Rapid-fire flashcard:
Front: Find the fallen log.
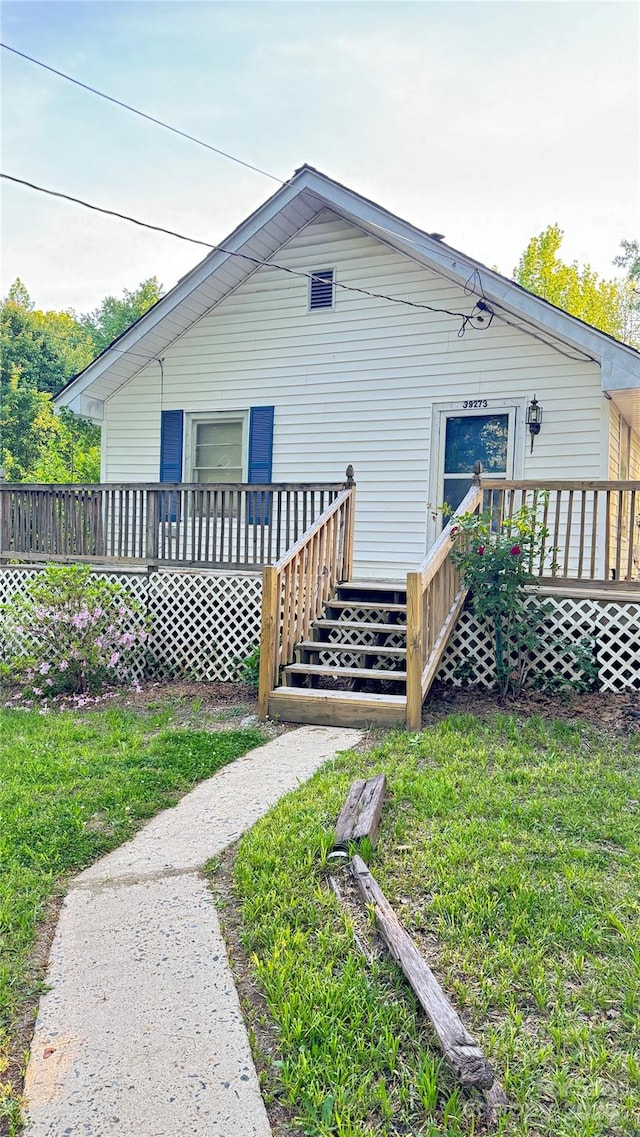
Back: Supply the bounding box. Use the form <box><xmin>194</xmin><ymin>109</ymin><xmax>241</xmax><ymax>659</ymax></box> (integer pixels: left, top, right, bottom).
<box><xmin>335</xmin><ymin>774</ymin><xmax>386</xmax><ymax>848</ymax></box>
<box><xmin>350</xmin><ymin>854</ymin><xmax>507</xmax><ymax>1120</ymax></box>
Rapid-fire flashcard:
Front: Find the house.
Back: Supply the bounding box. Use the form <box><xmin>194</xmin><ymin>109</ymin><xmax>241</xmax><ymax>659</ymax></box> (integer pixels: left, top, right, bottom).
<box><xmin>2</xmin><ymin>166</ymin><xmax>638</xmax><ymax>725</ymax></box>
<box><xmin>53</xmin><ymin>164</ymin><xmax>640</xmax><ymax>576</ymax></box>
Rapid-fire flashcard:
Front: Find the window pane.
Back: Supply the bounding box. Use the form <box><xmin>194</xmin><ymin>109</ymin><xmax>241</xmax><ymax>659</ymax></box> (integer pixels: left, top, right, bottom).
<box><xmin>444</xmin><ymin>415</ymin><xmax>508</xmax><ymax>474</ymax></box>
<box><xmin>195</xmin><ymin>467</ymin><xmax>242</xmax><ymax>483</ymax></box>
<box><xmin>442</xmin><ymin>477</ymin><xmax>474</xmax><ymax>514</ymax></box>
<box><xmin>194</xmin><ymin>420</ymin><xmax>243</xmax><ymax>480</ymax></box>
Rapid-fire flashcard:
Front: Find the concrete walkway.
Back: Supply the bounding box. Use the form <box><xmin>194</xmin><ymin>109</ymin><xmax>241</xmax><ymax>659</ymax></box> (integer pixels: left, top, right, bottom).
<box><xmin>23</xmin><ymin>725</ymin><xmax>361</xmax><ymax>1137</ymax></box>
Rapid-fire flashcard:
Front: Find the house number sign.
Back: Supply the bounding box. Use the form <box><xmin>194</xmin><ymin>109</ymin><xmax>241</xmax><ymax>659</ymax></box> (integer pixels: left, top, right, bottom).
<box><xmin>461</xmin><ymin>399</ymin><xmax>488</xmax><ymax>409</ymax></box>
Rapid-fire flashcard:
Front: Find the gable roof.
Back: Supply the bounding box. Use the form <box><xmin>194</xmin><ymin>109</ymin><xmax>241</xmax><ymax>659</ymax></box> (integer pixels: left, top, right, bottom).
<box><xmin>56</xmin><ymin>164</ymin><xmax>640</xmax><ymax>431</ymax></box>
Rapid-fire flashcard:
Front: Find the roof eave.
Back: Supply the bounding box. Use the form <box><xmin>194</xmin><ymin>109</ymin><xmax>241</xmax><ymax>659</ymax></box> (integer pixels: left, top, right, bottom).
<box><xmin>55</xmin><ymin>164</ymin><xmax>640</xmax><ymax>410</ymax></box>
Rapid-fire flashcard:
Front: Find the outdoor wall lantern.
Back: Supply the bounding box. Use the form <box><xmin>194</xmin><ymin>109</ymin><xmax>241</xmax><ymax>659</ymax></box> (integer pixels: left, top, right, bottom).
<box><xmin>526</xmin><ymin>395</ymin><xmax>543</xmax><ymax>453</ymax></box>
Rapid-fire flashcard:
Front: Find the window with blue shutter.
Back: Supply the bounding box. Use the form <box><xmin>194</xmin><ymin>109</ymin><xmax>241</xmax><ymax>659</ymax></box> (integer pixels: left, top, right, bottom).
<box><xmin>248</xmin><ymin>405</ymin><xmax>274</xmax><ymax>524</ymax></box>
<box><xmin>159</xmin><ymin>409</ymin><xmax>183</xmax><ymax>521</ymax></box>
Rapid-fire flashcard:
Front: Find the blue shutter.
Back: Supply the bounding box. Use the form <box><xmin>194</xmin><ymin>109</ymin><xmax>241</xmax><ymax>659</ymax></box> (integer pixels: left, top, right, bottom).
<box><xmin>160</xmin><ymin>410</ymin><xmax>184</xmax><ymax>481</ymax></box>
<box><xmin>159</xmin><ymin>409</ymin><xmax>183</xmax><ymax>521</ymax></box>
<box><xmin>248</xmin><ymin>406</ymin><xmax>274</xmax><ymax>524</ymax></box>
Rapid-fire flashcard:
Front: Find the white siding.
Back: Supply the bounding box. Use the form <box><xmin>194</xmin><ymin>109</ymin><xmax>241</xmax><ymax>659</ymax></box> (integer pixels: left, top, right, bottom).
<box><xmin>105</xmin><ymin>212</ymin><xmax>605</xmax><ymax>573</ymax></box>
<box><xmin>609</xmin><ymin>404</ymin><xmax>640</xmax><ymax>479</ymax></box>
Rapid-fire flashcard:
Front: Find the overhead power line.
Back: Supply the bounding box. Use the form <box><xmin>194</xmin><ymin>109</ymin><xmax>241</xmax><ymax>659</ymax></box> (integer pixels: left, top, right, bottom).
<box><xmin>2</xmin><ymin>172</ymin><xmax>494</xmax><ymax>335</ymax></box>
<box><xmin>0</xmin><ymin>41</ymin><xmax>284</xmax><ymax>186</ymax></box>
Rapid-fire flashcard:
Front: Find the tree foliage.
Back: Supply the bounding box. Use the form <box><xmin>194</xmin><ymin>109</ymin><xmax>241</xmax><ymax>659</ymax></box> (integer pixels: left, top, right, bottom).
<box><xmin>80</xmin><ymin>277</ymin><xmax>163</xmax><ymax>355</ymax></box>
<box><xmin>0</xmin><ymin>277</ymin><xmax>162</xmax><ymax>482</ymax></box>
<box><xmin>0</xmin><ymin>279</ymin><xmax>94</xmax><ymax>396</ymax></box>
<box><xmin>514</xmin><ymin>224</ymin><xmax>639</xmax><ymax>348</ymax></box>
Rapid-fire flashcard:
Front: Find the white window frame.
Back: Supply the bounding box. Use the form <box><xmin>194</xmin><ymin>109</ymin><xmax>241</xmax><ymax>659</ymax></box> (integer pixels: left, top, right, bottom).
<box><xmin>427</xmin><ymin>398</ymin><xmax>526</xmax><ymax>546</ymax></box>
<box><xmin>186</xmin><ymin>411</ymin><xmax>248</xmax><ymax>484</ymax></box>
<box><xmin>308</xmin><ymin>267</ymin><xmax>336</xmax><ymax>312</ymax></box>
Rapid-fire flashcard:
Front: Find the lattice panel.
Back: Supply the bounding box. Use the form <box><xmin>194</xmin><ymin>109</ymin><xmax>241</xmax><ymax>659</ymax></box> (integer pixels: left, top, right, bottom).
<box><xmin>315</xmin><ymin>648</ymin><xmax>404</xmax><ymax>672</ymax></box>
<box><xmin>332</xmin><ymin>605</ymin><xmax>406</xmax><ymax>627</ymax></box>
<box><xmin>595</xmin><ymin>601</ymin><xmax>640</xmax><ymax>691</ymax></box>
<box><xmin>437</xmin><ymin>595</ymin><xmax>640</xmax><ymax>691</ymax></box>
<box><xmin>1</xmin><ymin>566</ymin><xmax>261</xmax><ymax>685</ymax></box>
<box><xmin>147</xmin><ymin>571</ymin><xmax>262</xmax><ymax>681</ymax></box>
<box><xmin>0</xmin><ymin>567</ymin><xmax>40</xmax><ymax>664</ymax></box>
<box><xmin>324</xmin><ymin>625</ymin><xmax>406</xmax><ymax>649</ymax></box>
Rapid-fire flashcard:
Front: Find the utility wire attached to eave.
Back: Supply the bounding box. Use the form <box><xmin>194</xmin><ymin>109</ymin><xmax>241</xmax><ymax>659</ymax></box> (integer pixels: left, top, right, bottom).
<box><xmin>1</xmin><ymin>172</ymin><xmax>494</xmax><ymax>336</ymax></box>
<box><xmin>0</xmin><ymin>41</ymin><xmax>285</xmax><ymax>186</ymax></box>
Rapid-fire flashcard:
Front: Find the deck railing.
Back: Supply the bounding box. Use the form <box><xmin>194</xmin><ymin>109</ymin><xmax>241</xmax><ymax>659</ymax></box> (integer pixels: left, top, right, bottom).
<box><xmin>482</xmin><ymin>480</ymin><xmax>640</xmax><ymax>584</ymax></box>
<box><xmin>405</xmin><ymin>483</ymin><xmax>483</xmax><ymax>730</ymax></box>
<box><xmin>0</xmin><ymin>482</ymin><xmax>345</xmax><ymax>569</ymax></box>
<box><xmin>257</xmin><ymin>478</ymin><xmax>356</xmax><ymax>716</ymax></box>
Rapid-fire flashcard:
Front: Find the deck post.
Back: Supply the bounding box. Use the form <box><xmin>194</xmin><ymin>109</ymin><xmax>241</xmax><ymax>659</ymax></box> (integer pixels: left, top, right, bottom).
<box><xmin>342</xmin><ymin>465</ymin><xmax>356</xmax><ymax>581</ymax></box>
<box><xmin>145</xmin><ymin>489</ymin><xmax>159</xmax><ymax>562</ymax></box>
<box><xmin>0</xmin><ymin>486</ymin><xmax>9</xmax><ymax>558</ymax></box>
<box><xmin>405</xmin><ymin>569</ymin><xmax>424</xmax><ymax>731</ymax></box>
<box><xmin>258</xmin><ymin>565</ymin><xmax>279</xmax><ymax>720</ymax></box>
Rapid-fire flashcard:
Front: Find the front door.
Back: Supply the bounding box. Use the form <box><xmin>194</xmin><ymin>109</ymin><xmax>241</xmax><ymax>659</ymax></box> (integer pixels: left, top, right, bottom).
<box><xmin>439</xmin><ymin>409</ymin><xmax>514</xmax><ymax>523</ymax></box>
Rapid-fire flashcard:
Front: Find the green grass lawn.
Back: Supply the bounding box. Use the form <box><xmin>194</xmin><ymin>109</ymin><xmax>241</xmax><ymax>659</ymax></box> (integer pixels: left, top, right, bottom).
<box><xmin>0</xmin><ymin>704</ymin><xmax>264</xmax><ymax>1132</ymax></box>
<box><xmin>229</xmin><ymin>714</ymin><xmax>640</xmax><ymax>1137</ymax></box>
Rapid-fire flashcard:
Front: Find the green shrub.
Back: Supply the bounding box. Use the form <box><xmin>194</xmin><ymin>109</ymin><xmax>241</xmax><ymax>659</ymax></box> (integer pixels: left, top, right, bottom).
<box><xmin>2</xmin><ymin>564</ymin><xmax>150</xmax><ymax>699</ymax></box>
<box><xmin>450</xmin><ymin>502</ymin><xmax>553</xmax><ymax>696</ymax></box>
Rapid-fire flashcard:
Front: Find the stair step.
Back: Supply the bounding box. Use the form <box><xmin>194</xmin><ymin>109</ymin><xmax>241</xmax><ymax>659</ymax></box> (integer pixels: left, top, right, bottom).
<box><xmin>285</xmin><ymin>663</ymin><xmax>406</xmax><ymax>683</ymax></box>
<box><xmin>314</xmin><ymin>619</ymin><xmax>406</xmax><ymax>635</ymax></box>
<box><xmin>339</xmin><ymin>579</ymin><xmax>406</xmax><ymax>589</ymax></box>
<box><xmin>326</xmin><ymin>600</ymin><xmax>407</xmax><ymax>614</ymax></box>
<box><xmin>297</xmin><ymin>641</ymin><xmax>405</xmax><ymax>658</ymax></box>
<box><xmin>268</xmin><ymin>686</ymin><xmax>406</xmax><ymax>728</ymax></box>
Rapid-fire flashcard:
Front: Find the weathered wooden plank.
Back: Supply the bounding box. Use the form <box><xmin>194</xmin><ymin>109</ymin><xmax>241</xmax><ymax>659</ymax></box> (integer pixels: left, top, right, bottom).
<box><xmin>335</xmin><ymin>774</ymin><xmax>386</xmax><ymax>847</ymax></box>
<box><xmin>350</xmin><ymin>854</ymin><xmax>507</xmax><ymax>1118</ymax></box>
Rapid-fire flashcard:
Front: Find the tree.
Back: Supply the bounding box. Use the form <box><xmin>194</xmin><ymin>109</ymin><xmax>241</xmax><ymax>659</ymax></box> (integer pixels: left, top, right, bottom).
<box><xmin>614</xmin><ymin>239</ymin><xmax>640</xmax><ymax>281</ymax></box>
<box><xmin>81</xmin><ymin>276</ymin><xmax>163</xmax><ymax>354</ymax></box>
<box><xmin>0</xmin><ymin>279</ymin><xmax>95</xmax><ymax>395</ymax></box>
<box><xmin>1</xmin><ymin>275</ymin><xmax>162</xmax><ymax>482</ymax></box>
<box><xmin>514</xmin><ymin>225</ymin><xmax>638</xmax><ymax>348</ymax></box>
<box><xmin>613</xmin><ymin>239</ymin><xmax>640</xmax><ymax>346</ymax></box>
<box><xmin>0</xmin><ymin>377</ymin><xmax>100</xmax><ymax>482</ymax></box>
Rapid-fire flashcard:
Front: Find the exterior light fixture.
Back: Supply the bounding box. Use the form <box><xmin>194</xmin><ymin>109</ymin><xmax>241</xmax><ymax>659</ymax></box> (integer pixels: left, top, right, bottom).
<box><xmin>526</xmin><ymin>395</ymin><xmax>543</xmax><ymax>453</ymax></box>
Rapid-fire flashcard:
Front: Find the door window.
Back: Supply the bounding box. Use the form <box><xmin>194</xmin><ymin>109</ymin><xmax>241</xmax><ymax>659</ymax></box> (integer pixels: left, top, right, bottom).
<box><xmin>442</xmin><ymin>413</ymin><xmax>509</xmax><ymax>513</ymax></box>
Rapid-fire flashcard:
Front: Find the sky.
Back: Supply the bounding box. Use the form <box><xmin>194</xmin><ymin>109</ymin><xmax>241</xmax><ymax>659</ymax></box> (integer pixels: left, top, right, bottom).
<box><xmin>1</xmin><ymin>0</ymin><xmax>638</xmax><ymax>315</ymax></box>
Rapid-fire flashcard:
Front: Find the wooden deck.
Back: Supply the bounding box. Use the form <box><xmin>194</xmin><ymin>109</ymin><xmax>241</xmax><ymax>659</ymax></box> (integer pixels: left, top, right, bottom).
<box><xmin>0</xmin><ymin>481</ymin><xmax>345</xmax><ymax>569</ymax></box>
<box><xmin>2</xmin><ymin>474</ymin><xmax>638</xmax><ymax>726</ymax></box>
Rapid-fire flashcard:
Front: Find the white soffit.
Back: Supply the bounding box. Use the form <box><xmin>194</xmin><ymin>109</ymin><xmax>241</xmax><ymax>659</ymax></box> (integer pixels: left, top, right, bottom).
<box><xmin>609</xmin><ymin>390</ymin><xmax>640</xmax><ymax>435</ymax></box>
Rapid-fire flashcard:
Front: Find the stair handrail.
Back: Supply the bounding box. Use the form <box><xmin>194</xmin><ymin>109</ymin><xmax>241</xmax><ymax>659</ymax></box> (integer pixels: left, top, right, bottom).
<box><xmin>257</xmin><ymin>469</ymin><xmax>356</xmax><ymax>718</ymax></box>
<box><xmin>405</xmin><ymin>481</ymin><xmax>483</xmax><ymax>730</ymax></box>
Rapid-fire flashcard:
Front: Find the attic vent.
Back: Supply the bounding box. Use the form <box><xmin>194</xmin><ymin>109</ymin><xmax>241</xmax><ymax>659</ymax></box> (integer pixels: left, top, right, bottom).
<box><xmin>309</xmin><ymin>269</ymin><xmax>334</xmax><ymax>311</ymax></box>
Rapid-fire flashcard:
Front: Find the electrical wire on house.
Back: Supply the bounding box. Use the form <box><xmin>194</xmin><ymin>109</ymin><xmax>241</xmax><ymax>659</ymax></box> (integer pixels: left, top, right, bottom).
<box><xmin>0</xmin><ymin>44</ymin><xmax>601</xmax><ymax>358</ymax></box>
<box><xmin>364</xmin><ymin>215</ymin><xmax>597</xmax><ymax>361</ymax></box>
<box><xmin>0</xmin><ymin>42</ymin><xmax>285</xmax><ymax>186</ymax></box>
<box><xmin>1</xmin><ymin>172</ymin><xmax>494</xmax><ymax>336</ymax></box>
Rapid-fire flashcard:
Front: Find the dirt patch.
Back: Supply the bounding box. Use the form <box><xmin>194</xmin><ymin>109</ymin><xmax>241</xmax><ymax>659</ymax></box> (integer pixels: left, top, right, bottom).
<box><xmin>423</xmin><ymin>682</ymin><xmax>640</xmax><ymax>736</ymax></box>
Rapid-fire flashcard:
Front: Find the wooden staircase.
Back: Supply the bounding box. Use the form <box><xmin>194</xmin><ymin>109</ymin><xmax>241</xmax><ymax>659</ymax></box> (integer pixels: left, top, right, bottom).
<box><xmin>268</xmin><ymin>581</ymin><xmax>409</xmax><ymax>727</ymax></box>
<box><xmin>258</xmin><ymin>475</ymin><xmax>483</xmax><ymax>731</ymax></box>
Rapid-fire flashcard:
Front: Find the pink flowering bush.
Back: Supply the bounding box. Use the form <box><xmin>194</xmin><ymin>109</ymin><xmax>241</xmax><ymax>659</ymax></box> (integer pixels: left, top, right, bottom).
<box><xmin>449</xmin><ymin>501</ymin><xmax>554</xmax><ymax>696</ymax></box>
<box><xmin>2</xmin><ymin>564</ymin><xmax>150</xmax><ymax>698</ymax></box>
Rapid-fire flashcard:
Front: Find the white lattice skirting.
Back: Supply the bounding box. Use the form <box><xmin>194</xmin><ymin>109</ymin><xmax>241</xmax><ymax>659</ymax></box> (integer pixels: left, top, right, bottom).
<box><xmin>436</xmin><ymin>595</ymin><xmax>640</xmax><ymax>692</ymax></box>
<box><xmin>0</xmin><ymin>567</ymin><xmax>262</xmax><ymax>682</ymax></box>
<box><xmin>2</xmin><ymin>567</ymin><xmax>637</xmax><ymax>691</ymax></box>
